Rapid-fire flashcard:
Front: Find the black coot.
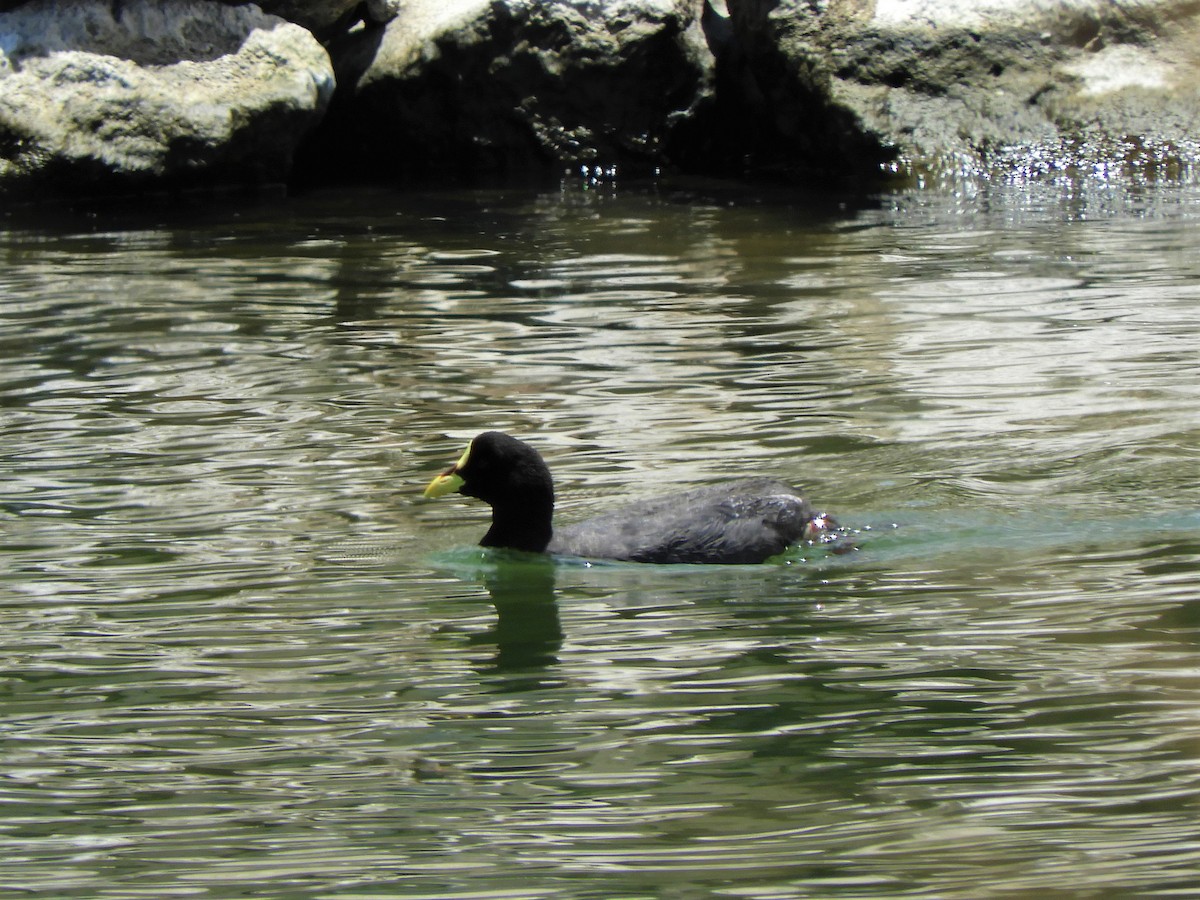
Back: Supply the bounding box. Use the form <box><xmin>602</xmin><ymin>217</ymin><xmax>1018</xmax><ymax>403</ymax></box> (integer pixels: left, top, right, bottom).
<box><xmin>424</xmin><ymin>431</ymin><xmax>833</xmax><ymax>565</ymax></box>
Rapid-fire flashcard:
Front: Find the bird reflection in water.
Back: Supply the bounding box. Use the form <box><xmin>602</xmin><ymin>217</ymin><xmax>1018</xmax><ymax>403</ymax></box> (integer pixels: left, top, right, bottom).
<box><xmin>469</xmin><ymin>551</ymin><xmax>564</xmax><ymax>673</ymax></box>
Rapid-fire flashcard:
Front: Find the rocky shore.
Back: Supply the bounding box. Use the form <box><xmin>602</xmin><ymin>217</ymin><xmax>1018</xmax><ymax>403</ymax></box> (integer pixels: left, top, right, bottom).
<box><xmin>1</xmin><ymin>0</ymin><xmax>1197</xmax><ymax>198</ymax></box>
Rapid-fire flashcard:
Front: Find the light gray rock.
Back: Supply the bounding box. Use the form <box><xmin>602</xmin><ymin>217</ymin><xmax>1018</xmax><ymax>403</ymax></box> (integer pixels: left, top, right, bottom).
<box><xmin>0</xmin><ymin>0</ymin><xmax>335</xmax><ymax>197</ymax></box>
<box><xmin>300</xmin><ymin>0</ymin><xmax>715</xmax><ymax>179</ymax></box>
<box><xmin>721</xmin><ymin>0</ymin><xmax>1200</xmax><ymax>183</ymax></box>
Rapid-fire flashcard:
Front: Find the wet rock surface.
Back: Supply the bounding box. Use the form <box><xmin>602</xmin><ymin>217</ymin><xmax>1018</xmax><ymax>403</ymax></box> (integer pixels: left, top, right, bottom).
<box><xmin>725</xmin><ymin>0</ymin><xmax>1200</xmax><ymax>184</ymax></box>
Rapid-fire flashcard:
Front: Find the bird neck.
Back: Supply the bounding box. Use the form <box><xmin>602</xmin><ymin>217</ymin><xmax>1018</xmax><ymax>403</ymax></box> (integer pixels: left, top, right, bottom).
<box><xmin>481</xmin><ymin>492</ymin><xmax>554</xmax><ymax>554</ymax></box>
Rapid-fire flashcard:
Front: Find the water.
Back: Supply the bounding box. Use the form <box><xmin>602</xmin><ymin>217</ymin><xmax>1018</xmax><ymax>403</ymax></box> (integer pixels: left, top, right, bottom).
<box><xmin>2</xmin><ymin>179</ymin><xmax>1199</xmax><ymax>898</ymax></box>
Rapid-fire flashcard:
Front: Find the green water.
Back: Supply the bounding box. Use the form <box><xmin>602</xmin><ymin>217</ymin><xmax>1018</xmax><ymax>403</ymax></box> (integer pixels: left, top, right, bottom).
<box><xmin>2</xmin><ymin>180</ymin><xmax>1199</xmax><ymax>898</ymax></box>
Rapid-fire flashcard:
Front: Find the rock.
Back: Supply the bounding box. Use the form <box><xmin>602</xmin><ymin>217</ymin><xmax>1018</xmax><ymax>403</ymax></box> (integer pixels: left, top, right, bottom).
<box><xmin>0</xmin><ymin>0</ymin><xmax>335</xmax><ymax>198</ymax></box>
<box><xmin>363</xmin><ymin>0</ymin><xmax>405</xmax><ymax>25</ymax></box>
<box><xmin>296</xmin><ymin>0</ymin><xmax>715</xmax><ymax>181</ymax></box>
<box><xmin>250</xmin><ymin>0</ymin><xmax>405</xmax><ymax>39</ymax></box>
<box><xmin>251</xmin><ymin>0</ymin><xmax>361</xmax><ymax>36</ymax></box>
<box><xmin>2</xmin><ymin>0</ymin><xmax>1193</xmax><ymax>195</ymax></box>
<box><xmin>720</xmin><ymin>0</ymin><xmax>1200</xmax><ymax>184</ymax></box>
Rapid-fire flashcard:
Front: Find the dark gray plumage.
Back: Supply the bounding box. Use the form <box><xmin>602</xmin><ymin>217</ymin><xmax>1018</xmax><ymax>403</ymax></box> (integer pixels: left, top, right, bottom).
<box><xmin>550</xmin><ymin>479</ymin><xmax>819</xmax><ymax>564</ymax></box>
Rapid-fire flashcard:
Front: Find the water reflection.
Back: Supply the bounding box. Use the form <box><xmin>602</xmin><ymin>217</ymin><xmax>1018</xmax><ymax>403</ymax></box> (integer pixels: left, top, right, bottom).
<box><xmin>2</xmin><ymin>181</ymin><xmax>1200</xmax><ymax>898</ymax></box>
<box><xmin>455</xmin><ymin>551</ymin><xmax>564</xmax><ymax>674</ymax></box>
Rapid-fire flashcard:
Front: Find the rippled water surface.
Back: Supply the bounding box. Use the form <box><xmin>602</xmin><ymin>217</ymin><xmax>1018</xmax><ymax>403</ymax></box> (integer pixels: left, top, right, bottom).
<box><xmin>3</xmin><ymin>180</ymin><xmax>1200</xmax><ymax>898</ymax></box>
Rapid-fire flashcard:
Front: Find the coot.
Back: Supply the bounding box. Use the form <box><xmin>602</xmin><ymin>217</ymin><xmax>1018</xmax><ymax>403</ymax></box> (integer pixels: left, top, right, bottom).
<box><xmin>424</xmin><ymin>431</ymin><xmax>833</xmax><ymax>565</ymax></box>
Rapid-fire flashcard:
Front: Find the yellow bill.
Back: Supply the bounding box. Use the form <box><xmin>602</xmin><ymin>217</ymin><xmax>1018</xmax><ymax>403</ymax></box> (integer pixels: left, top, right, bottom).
<box><xmin>423</xmin><ymin>442</ymin><xmax>472</xmax><ymax>499</ymax></box>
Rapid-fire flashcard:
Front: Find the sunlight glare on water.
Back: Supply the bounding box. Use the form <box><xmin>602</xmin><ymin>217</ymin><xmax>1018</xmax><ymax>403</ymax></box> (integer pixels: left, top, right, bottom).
<box><xmin>1</xmin><ymin>180</ymin><xmax>1199</xmax><ymax>898</ymax></box>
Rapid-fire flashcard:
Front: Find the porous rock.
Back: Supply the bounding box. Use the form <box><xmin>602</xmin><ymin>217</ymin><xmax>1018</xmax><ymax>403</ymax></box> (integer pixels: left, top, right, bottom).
<box><xmin>0</xmin><ymin>0</ymin><xmax>335</xmax><ymax>197</ymax></box>
<box><xmin>298</xmin><ymin>0</ymin><xmax>716</xmax><ymax>180</ymax></box>
<box><xmin>720</xmin><ymin>0</ymin><xmax>1200</xmax><ymax>183</ymax></box>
